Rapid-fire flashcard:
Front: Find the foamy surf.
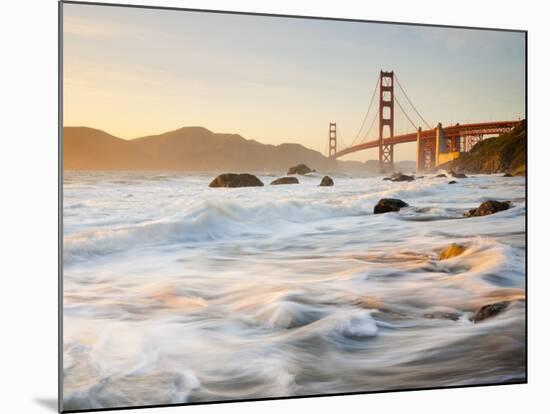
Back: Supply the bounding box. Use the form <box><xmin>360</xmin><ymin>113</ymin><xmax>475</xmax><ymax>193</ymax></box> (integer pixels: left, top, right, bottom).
<box><xmin>63</xmin><ymin>172</ymin><xmax>525</xmax><ymax>410</ymax></box>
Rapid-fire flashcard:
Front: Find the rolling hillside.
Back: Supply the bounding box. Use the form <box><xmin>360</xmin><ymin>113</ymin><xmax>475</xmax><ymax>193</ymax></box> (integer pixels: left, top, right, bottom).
<box><xmin>63</xmin><ymin>126</ymin><xmax>368</xmax><ymax>173</ymax></box>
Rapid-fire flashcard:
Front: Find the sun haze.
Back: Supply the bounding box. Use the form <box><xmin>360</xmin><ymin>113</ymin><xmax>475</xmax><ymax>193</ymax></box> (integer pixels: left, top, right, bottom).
<box><xmin>63</xmin><ymin>3</ymin><xmax>525</xmax><ymax>161</ymax></box>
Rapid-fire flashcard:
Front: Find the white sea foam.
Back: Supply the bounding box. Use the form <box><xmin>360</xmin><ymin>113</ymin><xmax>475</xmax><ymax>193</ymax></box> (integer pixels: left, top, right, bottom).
<box><xmin>62</xmin><ymin>172</ymin><xmax>526</xmax><ymax>410</ymax></box>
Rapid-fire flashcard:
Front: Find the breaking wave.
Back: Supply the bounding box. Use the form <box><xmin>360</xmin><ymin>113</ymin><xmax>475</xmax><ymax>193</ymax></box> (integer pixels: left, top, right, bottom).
<box><xmin>62</xmin><ymin>172</ymin><xmax>526</xmax><ymax>410</ymax></box>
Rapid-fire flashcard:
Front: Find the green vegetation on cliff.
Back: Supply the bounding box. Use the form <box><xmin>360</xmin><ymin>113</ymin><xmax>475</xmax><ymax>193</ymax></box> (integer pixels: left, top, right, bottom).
<box><xmin>440</xmin><ymin>120</ymin><xmax>526</xmax><ymax>175</ymax></box>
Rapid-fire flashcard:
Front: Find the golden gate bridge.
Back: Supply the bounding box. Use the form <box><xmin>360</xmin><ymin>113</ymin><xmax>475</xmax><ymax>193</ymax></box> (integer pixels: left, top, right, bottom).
<box><xmin>327</xmin><ymin>70</ymin><xmax>521</xmax><ymax>172</ymax></box>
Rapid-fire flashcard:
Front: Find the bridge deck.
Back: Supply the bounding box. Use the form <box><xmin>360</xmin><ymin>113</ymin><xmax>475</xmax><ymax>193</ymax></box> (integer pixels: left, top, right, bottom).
<box><xmin>332</xmin><ymin>120</ymin><xmax>521</xmax><ymax>159</ymax></box>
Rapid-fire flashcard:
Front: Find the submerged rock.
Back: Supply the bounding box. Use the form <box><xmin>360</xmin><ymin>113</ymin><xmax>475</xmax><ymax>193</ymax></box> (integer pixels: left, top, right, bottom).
<box><xmin>287</xmin><ymin>164</ymin><xmax>313</xmax><ymax>175</ymax></box>
<box><xmin>389</xmin><ymin>172</ymin><xmax>415</xmax><ymax>182</ymax></box>
<box><xmin>319</xmin><ymin>176</ymin><xmax>334</xmax><ymax>186</ymax></box>
<box><xmin>270</xmin><ymin>176</ymin><xmax>299</xmax><ymax>185</ymax></box>
<box><xmin>435</xmin><ymin>173</ymin><xmax>447</xmax><ymax>178</ymax></box>
<box><xmin>450</xmin><ymin>171</ymin><xmax>467</xmax><ymax>178</ymax></box>
<box><xmin>373</xmin><ymin>198</ymin><xmax>409</xmax><ymax>214</ymax></box>
<box><xmin>464</xmin><ymin>200</ymin><xmax>511</xmax><ymax>217</ymax></box>
<box><xmin>423</xmin><ymin>311</ymin><xmax>461</xmax><ymax>321</ymax></box>
<box><xmin>503</xmin><ymin>173</ymin><xmax>513</xmax><ymax>177</ymax></box>
<box><xmin>448</xmin><ymin>180</ymin><xmax>457</xmax><ymax>184</ymax></box>
<box><xmin>355</xmin><ymin>296</ymin><xmax>384</xmax><ymax>310</ymax></box>
<box><xmin>209</xmin><ymin>173</ymin><xmax>264</xmax><ymax>188</ymax></box>
<box><xmin>472</xmin><ymin>301</ymin><xmax>510</xmax><ymax>323</ymax></box>
<box><xmin>439</xmin><ymin>243</ymin><xmax>466</xmax><ymax>260</ymax></box>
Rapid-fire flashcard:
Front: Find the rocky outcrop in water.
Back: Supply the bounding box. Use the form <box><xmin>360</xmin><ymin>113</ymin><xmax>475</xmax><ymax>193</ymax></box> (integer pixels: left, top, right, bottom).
<box><xmin>387</xmin><ymin>172</ymin><xmax>415</xmax><ymax>182</ymax></box>
<box><xmin>288</xmin><ymin>164</ymin><xmax>313</xmax><ymax>175</ymax></box>
<box><xmin>464</xmin><ymin>200</ymin><xmax>511</xmax><ymax>217</ymax></box>
<box><xmin>472</xmin><ymin>301</ymin><xmax>510</xmax><ymax>323</ymax></box>
<box><xmin>448</xmin><ymin>180</ymin><xmax>457</xmax><ymax>184</ymax></box>
<box><xmin>373</xmin><ymin>198</ymin><xmax>409</xmax><ymax>214</ymax></box>
<box><xmin>270</xmin><ymin>176</ymin><xmax>299</xmax><ymax>185</ymax></box>
<box><xmin>450</xmin><ymin>171</ymin><xmax>467</xmax><ymax>178</ymax></box>
<box><xmin>439</xmin><ymin>243</ymin><xmax>466</xmax><ymax>260</ymax></box>
<box><xmin>209</xmin><ymin>173</ymin><xmax>264</xmax><ymax>188</ymax></box>
<box><xmin>319</xmin><ymin>176</ymin><xmax>334</xmax><ymax>186</ymax></box>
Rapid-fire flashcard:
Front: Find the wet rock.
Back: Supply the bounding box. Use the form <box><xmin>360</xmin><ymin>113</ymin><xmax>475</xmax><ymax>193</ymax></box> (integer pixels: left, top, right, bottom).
<box><xmin>439</xmin><ymin>243</ymin><xmax>466</xmax><ymax>260</ymax></box>
<box><xmin>423</xmin><ymin>311</ymin><xmax>461</xmax><ymax>321</ymax></box>
<box><xmin>435</xmin><ymin>173</ymin><xmax>447</xmax><ymax>178</ymax></box>
<box><xmin>448</xmin><ymin>180</ymin><xmax>457</xmax><ymax>184</ymax></box>
<box><xmin>450</xmin><ymin>171</ymin><xmax>467</xmax><ymax>178</ymax></box>
<box><xmin>390</xmin><ymin>172</ymin><xmax>415</xmax><ymax>182</ymax></box>
<box><xmin>209</xmin><ymin>173</ymin><xmax>264</xmax><ymax>188</ymax></box>
<box><xmin>464</xmin><ymin>200</ymin><xmax>511</xmax><ymax>217</ymax></box>
<box><xmin>373</xmin><ymin>198</ymin><xmax>409</xmax><ymax>214</ymax></box>
<box><xmin>382</xmin><ymin>177</ymin><xmax>392</xmax><ymax>181</ymax></box>
<box><xmin>270</xmin><ymin>176</ymin><xmax>299</xmax><ymax>185</ymax></box>
<box><xmin>319</xmin><ymin>176</ymin><xmax>334</xmax><ymax>186</ymax></box>
<box><xmin>287</xmin><ymin>164</ymin><xmax>313</xmax><ymax>175</ymax></box>
<box><xmin>472</xmin><ymin>301</ymin><xmax>510</xmax><ymax>323</ymax></box>
<box><xmin>503</xmin><ymin>173</ymin><xmax>513</xmax><ymax>177</ymax></box>
<box><xmin>416</xmin><ymin>176</ymin><xmax>425</xmax><ymax>179</ymax></box>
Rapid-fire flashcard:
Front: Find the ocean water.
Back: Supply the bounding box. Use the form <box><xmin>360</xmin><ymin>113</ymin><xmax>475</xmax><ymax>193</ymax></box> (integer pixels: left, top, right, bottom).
<box><xmin>62</xmin><ymin>171</ymin><xmax>526</xmax><ymax>411</ymax></box>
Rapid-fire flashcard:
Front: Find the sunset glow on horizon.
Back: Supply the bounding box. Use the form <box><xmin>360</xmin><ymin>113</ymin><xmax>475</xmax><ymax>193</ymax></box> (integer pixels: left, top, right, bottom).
<box><xmin>63</xmin><ymin>3</ymin><xmax>525</xmax><ymax>161</ymax></box>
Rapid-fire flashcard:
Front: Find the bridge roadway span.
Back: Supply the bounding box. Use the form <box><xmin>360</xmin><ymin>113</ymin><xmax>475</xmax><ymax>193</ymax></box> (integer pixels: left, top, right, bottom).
<box><xmin>332</xmin><ymin>120</ymin><xmax>521</xmax><ymax>159</ymax></box>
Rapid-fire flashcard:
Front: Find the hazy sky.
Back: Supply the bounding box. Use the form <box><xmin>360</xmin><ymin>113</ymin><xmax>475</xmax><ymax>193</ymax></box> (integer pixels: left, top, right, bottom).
<box><xmin>63</xmin><ymin>3</ymin><xmax>525</xmax><ymax>161</ymax></box>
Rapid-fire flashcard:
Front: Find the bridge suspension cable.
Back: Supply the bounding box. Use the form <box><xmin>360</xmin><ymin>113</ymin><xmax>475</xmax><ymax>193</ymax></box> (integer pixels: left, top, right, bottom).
<box><xmin>332</xmin><ymin>70</ymin><xmax>434</xmax><ymax>157</ymax></box>
<box><xmin>362</xmin><ymin>107</ymin><xmax>379</xmax><ymax>142</ymax></box>
<box><xmin>394</xmin><ymin>95</ymin><xmax>418</xmax><ymax>131</ymax></box>
<box><xmin>394</xmin><ymin>74</ymin><xmax>432</xmax><ymax>130</ymax></box>
<box><xmin>349</xmin><ymin>77</ymin><xmax>380</xmax><ymax>148</ymax></box>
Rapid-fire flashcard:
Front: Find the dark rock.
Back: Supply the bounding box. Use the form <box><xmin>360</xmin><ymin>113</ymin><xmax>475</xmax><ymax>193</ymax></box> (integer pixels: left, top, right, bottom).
<box><xmin>319</xmin><ymin>176</ymin><xmax>334</xmax><ymax>186</ymax></box>
<box><xmin>424</xmin><ymin>311</ymin><xmax>461</xmax><ymax>321</ymax></box>
<box><xmin>287</xmin><ymin>164</ymin><xmax>313</xmax><ymax>175</ymax></box>
<box><xmin>435</xmin><ymin>173</ymin><xmax>447</xmax><ymax>178</ymax></box>
<box><xmin>209</xmin><ymin>173</ymin><xmax>264</xmax><ymax>188</ymax></box>
<box><xmin>373</xmin><ymin>198</ymin><xmax>409</xmax><ymax>214</ymax></box>
<box><xmin>382</xmin><ymin>177</ymin><xmax>392</xmax><ymax>181</ymax></box>
<box><xmin>450</xmin><ymin>171</ymin><xmax>467</xmax><ymax>178</ymax></box>
<box><xmin>503</xmin><ymin>173</ymin><xmax>513</xmax><ymax>177</ymax></box>
<box><xmin>464</xmin><ymin>200</ymin><xmax>511</xmax><ymax>217</ymax></box>
<box><xmin>448</xmin><ymin>180</ymin><xmax>457</xmax><ymax>184</ymax></box>
<box><xmin>416</xmin><ymin>176</ymin><xmax>425</xmax><ymax>179</ymax></box>
<box><xmin>472</xmin><ymin>301</ymin><xmax>510</xmax><ymax>323</ymax></box>
<box><xmin>389</xmin><ymin>172</ymin><xmax>415</xmax><ymax>182</ymax></box>
<box><xmin>270</xmin><ymin>176</ymin><xmax>299</xmax><ymax>185</ymax></box>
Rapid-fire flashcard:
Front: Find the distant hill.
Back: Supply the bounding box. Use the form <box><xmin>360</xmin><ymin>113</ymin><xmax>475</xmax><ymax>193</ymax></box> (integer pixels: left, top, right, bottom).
<box><xmin>63</xmin><ymin>126</ymin><xmax>384</xmax><ymax>173</ymax></box>
<box><xmin>439</xmin><ymin>120</ymin><xmax>526</xmax><ymax>175</ymax></box>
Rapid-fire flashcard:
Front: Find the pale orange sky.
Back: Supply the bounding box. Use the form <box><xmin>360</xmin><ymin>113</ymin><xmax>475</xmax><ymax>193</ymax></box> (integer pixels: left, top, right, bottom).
<box><xmin>63</xmin><ymin>3</ymin><xmax>525</xmax><ymax>161</ymax></box>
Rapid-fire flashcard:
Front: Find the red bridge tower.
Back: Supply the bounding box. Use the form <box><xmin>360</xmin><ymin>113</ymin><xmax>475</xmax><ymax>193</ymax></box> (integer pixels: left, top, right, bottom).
<box><xmin>379</xmin><ymin>70</ymin><xmax>394</xmax><ymax>172</ymax></box>
<box><xmin>328</xmin><ymin>122</ymin><xmax>337</xmax><ymax>158</ymax></box>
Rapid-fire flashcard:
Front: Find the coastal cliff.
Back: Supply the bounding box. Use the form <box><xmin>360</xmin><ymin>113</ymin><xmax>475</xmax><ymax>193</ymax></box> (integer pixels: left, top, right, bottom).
<box><xmin>439</xmin><ymin>120</ymin><xmax>526</xmax><ymax>175</ymax></box>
